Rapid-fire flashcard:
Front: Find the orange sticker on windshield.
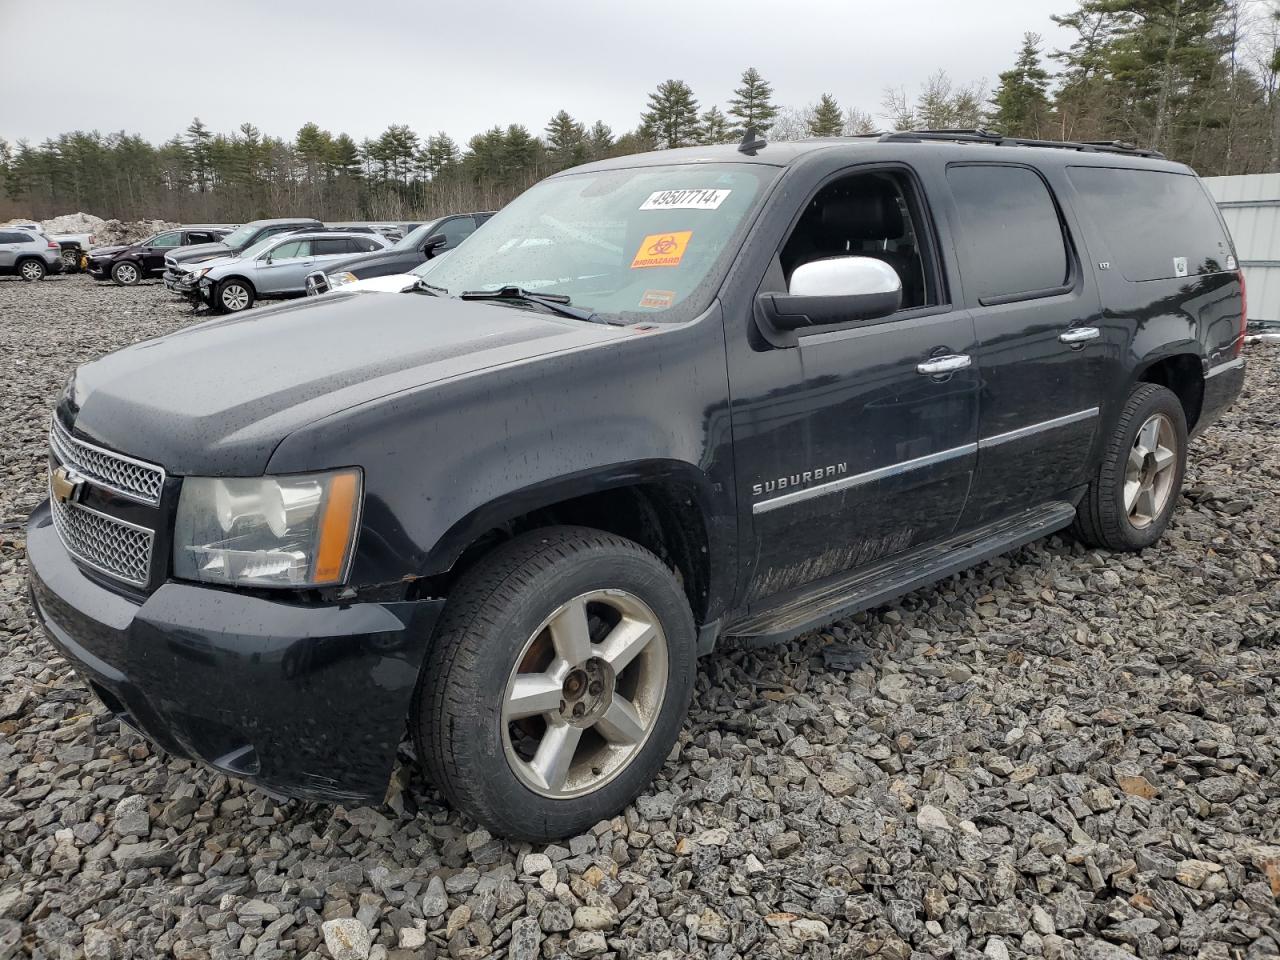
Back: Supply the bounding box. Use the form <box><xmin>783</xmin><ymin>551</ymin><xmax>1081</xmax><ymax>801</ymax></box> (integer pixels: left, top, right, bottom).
<box><xmin>639</xmin><ymin>290</ymin><xmax>675</xmax><ymax>309</ymax></box>
<box><xmin>631</xmin><ymin>231</ymin><xmax>691</xmax><ymax>269</ymax></box>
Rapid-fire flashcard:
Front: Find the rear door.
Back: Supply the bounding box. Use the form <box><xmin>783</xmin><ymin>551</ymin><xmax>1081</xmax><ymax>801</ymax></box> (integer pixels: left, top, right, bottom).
<box><xmin>0</xmin><ymin>232</ymin><xmax>20</xmax><ymax>268</ymax></box>
<box><xmin>940</xmin><ymin>162</ymin><xmax>1113</xmax><ymax>528</ymax></box>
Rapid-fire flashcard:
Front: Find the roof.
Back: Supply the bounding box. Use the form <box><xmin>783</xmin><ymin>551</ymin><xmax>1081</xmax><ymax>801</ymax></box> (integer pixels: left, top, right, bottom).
<box><xmin>567</xmin><ymin>132</ymin><xmax>1192</xmax><ymax>177</ymax></box>
<box><xmin>250</xmin><ymin>217</ymin><xmax>322</xmax><ymax>226</ymax></box>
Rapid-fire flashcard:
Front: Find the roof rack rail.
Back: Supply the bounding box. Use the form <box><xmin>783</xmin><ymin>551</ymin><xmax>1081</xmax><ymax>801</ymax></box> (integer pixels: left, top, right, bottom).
<box><xmin>876</xmin><ymin>128</ymin><xmax>1165</xmax><ymax>159</ymax></box>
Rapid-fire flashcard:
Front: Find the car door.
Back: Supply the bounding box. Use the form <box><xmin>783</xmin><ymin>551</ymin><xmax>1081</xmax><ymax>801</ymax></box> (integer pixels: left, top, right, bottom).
<box><xmin>141</xmin><ymin>230</ymin><xmax>183</xmax><ymax>275</ymax></box>
<box><xmin>0</xmin><ymin>232</ymin><xmax>18</xmax><ymax>269</ymax></box>
<box><xmin>938</xmin><ymin>162</ymin><xmax>1114</xmax><ymax>528</ymax></box>
<box><xmin>727</xmin><ymin>164</ymin><xmax>980</xmax><ymax>607</ymax></box>
<box><xmin>255</xmin><ymin>238</ymin><xmax>315</xmax><ymax>294</ymax></box>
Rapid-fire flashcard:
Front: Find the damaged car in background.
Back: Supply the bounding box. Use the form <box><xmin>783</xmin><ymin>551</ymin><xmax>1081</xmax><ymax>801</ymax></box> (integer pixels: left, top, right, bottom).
<box><xmin>173</xmin><ymin>229</ymin><xmax>389</xmax><ymax>312</ymax></box>
<box><xmin>85</xmin><ymin>226</ymin><xmax>232</xmax><ymax>285</ymax></box>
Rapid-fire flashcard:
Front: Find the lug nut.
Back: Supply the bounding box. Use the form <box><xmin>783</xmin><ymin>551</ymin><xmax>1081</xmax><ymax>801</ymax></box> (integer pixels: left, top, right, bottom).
<box><xmin>589</xmin><ymin>680</ymin><xmax>604</xmax><ymax>695</ymax></box>
<box><xmin>572</xmin><ymin>702</ymin><xmax>586</xmax><ymax>718</ymax></box>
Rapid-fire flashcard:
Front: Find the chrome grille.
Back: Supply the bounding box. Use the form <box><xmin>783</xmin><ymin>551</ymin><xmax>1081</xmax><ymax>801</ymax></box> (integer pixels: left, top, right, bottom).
<box><xmin>49</xmin><ymin>417</ymin><xmax>164</xmax><ymax>506</ymax></box>
<box><xmin>49</xmin><ymin>489</ymin><xmax>154</xmax><ymax>587</ymax></box>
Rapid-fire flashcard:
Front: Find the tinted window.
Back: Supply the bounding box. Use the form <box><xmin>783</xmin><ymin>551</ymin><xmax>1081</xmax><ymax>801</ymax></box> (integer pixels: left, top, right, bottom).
<box><xmin>947</xmin><ymin>164</ymin><xmax>1069</xmax><ymax>302</ymax></box>
<box><xmin>355</xmin><ymin>238</ymin><xmax>381</xmax><ymax>252</ymax></box>
<box><xmin>313</xmin><ymin>237</ymin><xmax>354</xmax><ymax>255</ymax></box>
<box><xmin>13</xmin><ymin>232</ymin><xmax>35</xmax><ymax>243</ymax></box>
<box><xmin>269</xmin><ymin>239</ymin><xmax>311</xmax><ymax>259</ymax></box>
<box><xmin>185</xmin><ymin>231</ymin><xmax>215</xmax><ymax>244</ymax></box>
<box><xmin>439</xmin><ymin>217</ymin><xmax>476</xmax><ymax>248</ymax></box>
<box><xmin>1066</xmin><ymin>167</ymin><xmax>1233</xmax><ymax>282</ymax></box>
<box><xmin>0</xmin><ymin>232</ymin><xmax>17</xmax><ymax>243</ymax></box>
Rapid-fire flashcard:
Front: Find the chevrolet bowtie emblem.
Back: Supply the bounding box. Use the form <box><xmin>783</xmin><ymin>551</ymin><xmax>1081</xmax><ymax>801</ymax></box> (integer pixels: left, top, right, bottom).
<box><xmin>51</xmin><ymin>465</ymin><xmax>85</xmax><ymax>504</ymax></box>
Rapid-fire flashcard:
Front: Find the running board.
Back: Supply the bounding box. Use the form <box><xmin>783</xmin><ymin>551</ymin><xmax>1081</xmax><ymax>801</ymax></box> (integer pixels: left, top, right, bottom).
<box><xmin>724</xmin><ymin>501</ymin><xmax>1077</xmax><ymax>646</ymax></box>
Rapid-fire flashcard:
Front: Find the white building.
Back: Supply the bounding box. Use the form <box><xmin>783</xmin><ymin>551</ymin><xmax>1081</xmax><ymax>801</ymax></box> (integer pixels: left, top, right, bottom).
<box><xmin>1204</xmin><ymin>174</ymin><xmax>1278</xmax><ymax>325</ymax></box>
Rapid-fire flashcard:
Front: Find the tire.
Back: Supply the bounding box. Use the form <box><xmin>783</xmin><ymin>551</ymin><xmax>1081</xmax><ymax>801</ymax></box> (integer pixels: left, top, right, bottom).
<box><xmin>60</xmin><ymin>249</ymin><xmax>79</xmax><ymax>272</ymax></box>
<box><xmin>413</xmin><ymin>526</ymin><xmax>696</xmax><ymax>840</ymax></box>
<box><xmin>215</xmin><ymin>278</ymin><xmax>254</xmax><ymax>313</ymax></box>
<box><xmin>18</xmin><ymin>259</ymin><xmax>46</xmax><ymax>281</ymax></box>
<box><xmin>1072</xmin><ymin>383</ymin><xmax>1188</xmax><ymax>551</ymax></box>
<box><xmin>111</xmin><ymin>261</ymin><xmax>141</xmax><ymax>286</ymax></box>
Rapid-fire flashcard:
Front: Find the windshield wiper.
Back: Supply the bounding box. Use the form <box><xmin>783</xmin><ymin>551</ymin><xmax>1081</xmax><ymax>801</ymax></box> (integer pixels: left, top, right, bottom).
<box><xmin>460</xmin><ymin>285</ymin><xmax>614</xmax><ymax>324</ymax></box>
<box><xmin>411</xmin><ymin>278</ymin><xmax>447</xmax><ymax>296</ymax></box>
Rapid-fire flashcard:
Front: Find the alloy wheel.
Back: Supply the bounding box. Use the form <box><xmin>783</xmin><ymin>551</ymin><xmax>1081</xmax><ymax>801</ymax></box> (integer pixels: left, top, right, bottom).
<box><xmin>221</xmin><ymin>284</ymin><xmax>250</xmax><ymax>311</ymax></box>
<box><xmin>115</xmin><ymin>263</ymin><xmax>139</xmax><ymax>285</ymax></box>
<box><xmin>61</xmin><ymin>250</ymin><xmax>77</xmax><ymax>268</ymax></box>
<box><xmin>20</xmin><ymin>261</ymin><xmax>44</xmax><ymax>281</ymax></box>
<box><xmin>1124</xmin><ymin>412</ymin><xmax>1178</xmax><ymax>529</ymax></box>
<box><xmin>501</xmin><ymin>589</ymin><xmax>668</xmax><ymax>798</ymax></box>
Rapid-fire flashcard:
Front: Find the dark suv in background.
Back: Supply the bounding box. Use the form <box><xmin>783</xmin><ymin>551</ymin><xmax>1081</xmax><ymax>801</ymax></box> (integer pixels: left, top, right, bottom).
<box><xmin>306</xmin><ymin>212</ymin><xmax>494</xmax><ymax>294</ymax></box>
<box><xmin>162</xmin><ymin>217</ymin><xmax>321</xmax><ymax>294</ymax></box>
<box><xmin>86</xmin><ymin>226</ymin><xmax>232</xmax><ymax>285</ymax></box>
<box><xmin>27</xmin><ymin>131</ymin><xmax>1246</xmax><ymax>840</ymax></box>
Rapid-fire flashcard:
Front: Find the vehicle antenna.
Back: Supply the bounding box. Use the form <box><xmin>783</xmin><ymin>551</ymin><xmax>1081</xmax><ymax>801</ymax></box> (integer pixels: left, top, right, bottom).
<box><xmin>738</xmin><ymin>127</ymin><xmax>767</xmax><ymax>155</ymax></box>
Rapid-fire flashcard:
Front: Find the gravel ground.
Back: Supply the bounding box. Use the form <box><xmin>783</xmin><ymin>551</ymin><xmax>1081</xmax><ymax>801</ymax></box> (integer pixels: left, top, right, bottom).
<box><xmin>1</xmin><ymin>274</ymin><xmax>1277</xmax><ymax>960</ymax></box>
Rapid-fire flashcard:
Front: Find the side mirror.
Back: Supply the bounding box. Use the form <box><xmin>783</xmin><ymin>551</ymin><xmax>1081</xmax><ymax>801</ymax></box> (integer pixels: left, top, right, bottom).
<box><xmin>756</xmin><ymin>257</ymin><xmax>902</xmax><ymax>332</ymax></box>
<box><xmin>421</xmin><ymin>233</ymin><xmax>448</xmax><ymax>258</ymax></box>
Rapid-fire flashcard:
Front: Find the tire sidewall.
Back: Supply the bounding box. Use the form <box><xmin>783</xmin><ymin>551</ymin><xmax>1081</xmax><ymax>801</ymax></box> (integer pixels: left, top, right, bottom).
<box><xmin>112</xmin><ymin>261</ymin><xmax>140</xmax><ymax>285</ymax></box>
<box><xmin>426</xmin><ymin>542</ymin><xmax>695</xmax><ymax>839</ymax></box>
<box><xmin>217</xmin><ymin>279</ymin><xmax>253</xmax><ymax>313</ymax></box>
<box><xmin>1103</xmin><ymin>386</ymin><xmax>1188</xmax><ymax>549</ymax></box>
<box><xmin>19</xmin><ymin>259</ymin><xmax>45</xmax><ymax>281</ymax></box>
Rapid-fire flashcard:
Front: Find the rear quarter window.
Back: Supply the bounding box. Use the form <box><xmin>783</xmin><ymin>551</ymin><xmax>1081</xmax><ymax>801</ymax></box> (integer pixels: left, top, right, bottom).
<box><xmin>1066</xmin><ymin>167</ymin><xmax>1233</xmax><ymax>282</ymax></box>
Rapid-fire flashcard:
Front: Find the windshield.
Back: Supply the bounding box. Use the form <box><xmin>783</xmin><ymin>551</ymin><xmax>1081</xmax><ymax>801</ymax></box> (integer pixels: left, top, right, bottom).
<box><xmin>414</xmin><ymin>162</ymin><xmax>774</xmax><ymax>323</ymax></box>
<box><xmin>392</xmin><ymin>219</ymin><xmax>443</xmax><ymax>251</ymax></box>
<box><xmin>238</xmin><ymin>235</ymin><xmax>284</xmax><ymax>260</ymax></box>
<box><xmin>222</xmin><ymin>224</ymin><xmax>259</xmax><ymax>250</ymax></box>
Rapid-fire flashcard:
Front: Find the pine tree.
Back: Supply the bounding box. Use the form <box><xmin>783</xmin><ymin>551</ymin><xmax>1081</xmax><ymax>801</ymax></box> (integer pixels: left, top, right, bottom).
<box><xmin>808</xmin><ymin>94</ymin><xmax>843</xmax><ymax>137</ymax></box>
<box><xmin>329</xmin><ymin>134</ymin><xmax>362</xmax><ymax>180</ymax></box>
<box><xmin>421</xmin><ymin>133</ymin><xmax>460</xmax><ymax>177</ymax></box>
<box><xmin>990</xmin><ymin>33</ymin><xmax>1053</xmax><ymax>138</ymax></box>
<box><xmin>295</xmin><ymin>122</ymin><xmax>333</xmax><ymax>185</ymax></box>
<box><xmin>698</xmin><ymin>107</ymin><xmax>731</xmax><ymax>144</ymax></box>
<box><xmin>545</xmin><ymin>110</ymin><xmax>587</xmax><ymax>168</ymax></box>
<box><xmin>587</xmin><ymin>121</ymin><xmax>615</xmax><ymax>158</ymax></box>
<box><xmin>727</xmin><ymin>67</ymin><xmax>778</xmax><ymax>136</ymax></box>
<box><xmin>639</xmin><ymin>79</ymin><xmax>701</xmax><ymax>148</ymax></box>
<box><xmin>186</xmin><ymin>117</ymin><xmax>213</xmax><ymax>192</ymax></box>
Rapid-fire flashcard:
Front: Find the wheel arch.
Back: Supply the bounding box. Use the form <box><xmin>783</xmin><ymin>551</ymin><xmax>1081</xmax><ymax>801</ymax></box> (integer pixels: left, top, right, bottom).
<box><xmin>416</xmin><ymin>460</ymin><xmax>721</xmax><ymax>626</ymax></box>
<box><xmin>1133</xmin><ymin>351</ymin><xmax>1204</xmax><ymax>430</ymax></box>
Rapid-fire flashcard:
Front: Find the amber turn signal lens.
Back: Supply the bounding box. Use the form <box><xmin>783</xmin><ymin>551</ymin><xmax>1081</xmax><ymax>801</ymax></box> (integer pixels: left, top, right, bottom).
<box><xmin>313</xmin><ymin>469</ymin><xmax>361</xmax><ymax>584</ymax></box>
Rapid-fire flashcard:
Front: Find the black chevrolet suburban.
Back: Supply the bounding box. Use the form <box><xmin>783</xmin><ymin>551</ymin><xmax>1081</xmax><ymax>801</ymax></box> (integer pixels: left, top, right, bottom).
<box><xmin>27</xmin><ymin>131</ymin><xmax>1246</xmax><ymax>840</ymax></box>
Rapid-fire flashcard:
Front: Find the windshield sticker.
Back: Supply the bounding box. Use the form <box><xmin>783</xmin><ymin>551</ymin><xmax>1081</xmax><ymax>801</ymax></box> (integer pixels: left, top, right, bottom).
<box><xmin>632</xmin><ymin>231</ymin><xmax>692</xmax><ymax>269</ymax></box>
<box><xmin>1173</xmin><ymin>256</ymin><xmax>1188</xmax><ymax>278</ymax></box>
<box><xmin>640</xmin><ymin>188</ymin><xmax>731</xmax><ymax>211</ymax></box>
<box><xmin>639</xmin><ymin>289</ymin><xmax>676</xmax><ymax>309</ymax></box>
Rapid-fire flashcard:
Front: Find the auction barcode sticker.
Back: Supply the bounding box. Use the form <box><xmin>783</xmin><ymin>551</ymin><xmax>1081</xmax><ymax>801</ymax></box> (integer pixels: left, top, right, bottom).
<box><xmin>640</xmin><ymin>189</ymin><xmax>731</xmax><ymax>211</ymax></box>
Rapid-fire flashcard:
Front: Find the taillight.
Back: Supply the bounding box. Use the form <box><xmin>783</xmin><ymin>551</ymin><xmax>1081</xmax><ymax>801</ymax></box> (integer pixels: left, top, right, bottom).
<box><xmin>47</xmin><ymin>240</ymin><xmax>58</xmax><ymax>249</ymax></box>
<box><xmin>1234</xmin><ymin>269</ymin><xmax>1247</xmax><ymax>358</ymax></box>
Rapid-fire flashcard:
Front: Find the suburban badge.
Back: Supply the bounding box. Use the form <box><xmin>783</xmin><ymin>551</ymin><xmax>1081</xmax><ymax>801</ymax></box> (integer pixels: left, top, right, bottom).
<box><xmin>50</xmin><ymin>465</ymin><xmax>85</xmax><ymax>505</ymax></box>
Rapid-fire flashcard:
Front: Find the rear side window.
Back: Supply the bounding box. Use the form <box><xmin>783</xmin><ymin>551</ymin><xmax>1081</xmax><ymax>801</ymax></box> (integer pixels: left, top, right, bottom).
<box><xmin>354</xmin><ymin>238</ymin><xmax>381</xmax><ymax>252</ymax></box>
<box><xmin>186</xmin><ymin>231</ymin><xmax>215</xmax><ymax>244</ymax></box>
<box><xmin>946</xmin><ymin>164</ymin><xmax>1070</xmax><ymax>304</ymax></box>
<box><xmin>313</xmin><ymin>238</ymin><xmax>353</xmax><ymax>255</ymax></box>
<box><xmin>0</xmin><ymin>232</ymin><xmax>17</xmax><ymax>243</ymax></box>
<box><xmin>1066</xmin><ymin>167</ymin><xmax>1233</xmax><ymax>282</ymax></box>
<box><xmin>270</xmin><ymin>239</ymin><xmax>311</xmax><ymax>259</ymax></box>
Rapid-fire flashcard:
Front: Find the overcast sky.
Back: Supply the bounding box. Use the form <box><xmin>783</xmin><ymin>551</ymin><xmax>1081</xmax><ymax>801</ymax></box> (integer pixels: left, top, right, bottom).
<box><xmin>1</xmin><ymin>0</ymin><xmax>1076</xmax><ymax>147</ymax></box>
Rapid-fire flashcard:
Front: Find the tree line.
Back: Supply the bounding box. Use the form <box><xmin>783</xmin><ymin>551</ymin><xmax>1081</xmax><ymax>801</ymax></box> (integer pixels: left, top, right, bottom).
<box><xmin>2</xmin><ymin>0</ymin><xmax>1277</xmax><ymax>224</ymax></box>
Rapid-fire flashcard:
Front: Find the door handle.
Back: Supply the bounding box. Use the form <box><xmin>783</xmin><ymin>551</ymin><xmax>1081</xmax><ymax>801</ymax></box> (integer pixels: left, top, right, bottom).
<box><xmin>1059</xmin><ymin>326</ymin><xmax>1100</xmax><ymax>344</ymax></box>
<box><xmin>917</xmin><ymin>354</ymin><xmax>972</xmax><ymax>375</ymax></box>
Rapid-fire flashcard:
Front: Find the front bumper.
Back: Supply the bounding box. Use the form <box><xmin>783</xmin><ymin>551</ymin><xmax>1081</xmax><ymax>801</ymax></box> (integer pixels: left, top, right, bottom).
<box><xmin>163</xmin><ymin>267</ymin><xmax>200</xmax><ymax>295</ymax></box>
<box><xmin>26</xmin><ymin>500</ymin><xmax>444</xmax><ymax>803</ymax></box>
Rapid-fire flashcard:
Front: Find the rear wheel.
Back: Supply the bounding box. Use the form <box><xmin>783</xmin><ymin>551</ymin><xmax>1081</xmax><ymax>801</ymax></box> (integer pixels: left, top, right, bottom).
<box><xmin>413</xmin><ymin>526</ymin><xmax>696</xmax><ymax>840</ymax></box>
<box><xmin>216</xmin><ymin>278</ymin><xmax>254</xmax><ymax>313</ymax></box>
<box><xmin>18</xmin><ymin>259</ymin><xmax>46</xmax><ymax>281</ymax></box>
<box><xmin>1072</xmin><ymin>383</ymin><xmax>1187</xmax><ymax>551</ymax></box>
<box><xmin>111</xmin><ymin>261</ymin><xmax>141</xmax><ymax>286</ymax></box>
<box><xmin>60</xmin><ymin>248</ymin><xmax>79</xmax><ymax>272</ymax></box>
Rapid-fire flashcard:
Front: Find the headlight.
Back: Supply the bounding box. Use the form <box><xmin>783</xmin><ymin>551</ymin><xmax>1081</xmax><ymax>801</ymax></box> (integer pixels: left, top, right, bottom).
<box><xmin>174</xmin><ymin>469</ymin><xmax>362</xmax><ymax>588</ymax></box>
<box><xmin>191</xmin><ymin>267</ymin><xmax>211</xmax><ymax>280</ymax></box>
<box><xmin>328</xmin><ymin>272</ymin><xmax>359</xmax><ymax>288</ymax></box>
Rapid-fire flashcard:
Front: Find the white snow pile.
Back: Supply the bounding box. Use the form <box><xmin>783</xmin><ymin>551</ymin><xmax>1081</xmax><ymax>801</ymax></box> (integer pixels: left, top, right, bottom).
<box><xmin>40</xmin><ymin>212</ymin><xmax>106</xmax><ymax>236</ymax></box>
<box><xmin>2</xmin><ymin>213</ymin><xmax>182</xmax><ymax>246</ymax></box>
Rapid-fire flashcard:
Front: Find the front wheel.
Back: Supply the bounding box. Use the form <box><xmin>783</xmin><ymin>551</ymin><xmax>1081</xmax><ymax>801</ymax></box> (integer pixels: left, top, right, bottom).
<box><xmin>112</xmin><ymin>261</ymin><xmax>141</xmax><ymax>286</ymax></box>
<box><xmin>413</xmin><ymin>526</ymin><xmax>696</xmax><ymax>840</ymax></box>
<box><xmin>215</xmin><ymin>278</ymin><xmax>254</xmax><ymax>313</ymax></box>
<box><xmin>1072</xmin><ymin>383</ymin><xmax>1188</xmax><ymax>551</ymax></box>
<box><xmin>18</xmin><ymin>259</ymin><xmax>46</xmax><ymax>281</ymax></box>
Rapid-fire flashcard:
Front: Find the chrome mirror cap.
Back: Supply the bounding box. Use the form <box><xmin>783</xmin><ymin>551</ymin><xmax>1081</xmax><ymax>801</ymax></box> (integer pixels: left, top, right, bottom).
<box><xmin>789</xmin><ymin>256</ymin><xmax>903</xmax><ymax>298</ymax></box>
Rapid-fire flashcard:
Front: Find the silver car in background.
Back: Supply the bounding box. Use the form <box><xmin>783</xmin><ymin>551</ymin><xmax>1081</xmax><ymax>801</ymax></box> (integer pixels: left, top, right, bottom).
<box><xmin>0</xmin><ymin>228</ymin><xmax>63</xmax><ymax>280</ymax></box>
<box><xmin>178</xmin><ymin>230</ymin><xmax>390</xmax><ymax>312</ymax></box>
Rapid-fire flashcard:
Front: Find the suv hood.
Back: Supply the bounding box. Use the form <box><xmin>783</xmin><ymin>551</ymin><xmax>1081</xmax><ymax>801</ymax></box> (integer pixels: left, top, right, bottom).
<box><xmin>62</xmin><ymin>291</ymin><xmax>629</xmax><ymax>476</ymax></box>
<box><xmin>167</xmin><ymin>241</ymin><xmax>233</xmax><ymax>265</ymax></box>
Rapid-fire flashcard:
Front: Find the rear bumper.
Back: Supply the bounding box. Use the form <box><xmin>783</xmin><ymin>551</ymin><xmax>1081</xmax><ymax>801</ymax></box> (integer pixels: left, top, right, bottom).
<box><xmin>26</xmin><ymin>500</ymin><xmax>444</xmax><ymax>803</ymax></box>
<box><xmin>1195</xmin><ymin>356</ymin><xmax>1246</xmax><ymax>437</ymax></box>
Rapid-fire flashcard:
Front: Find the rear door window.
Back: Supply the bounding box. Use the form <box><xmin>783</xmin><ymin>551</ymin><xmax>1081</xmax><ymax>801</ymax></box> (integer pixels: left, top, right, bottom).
<box><xmin>1066</xmin><ymin>167</ymin><xmax>1234</xmax><ymax>281</ymax></box>
<box><xmin>313</xmin><ymin>238</ymin><xmax>354</xmax><ymax>255</ymax></box>
<box><xmin>270</xmin><ymin>239</ymin><xmax>310</xmax><ymax>259</ymax></box>
<box><xmin>946</xmin><ymin>164</ymin><xmax>1070</xmax><ymax>304</ymax></box>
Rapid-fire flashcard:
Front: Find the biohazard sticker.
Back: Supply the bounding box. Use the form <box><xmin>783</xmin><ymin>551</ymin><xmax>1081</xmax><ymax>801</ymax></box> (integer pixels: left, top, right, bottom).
<box><xmin>639</xmin><ymin>289</ymin><xmax>676</xmax><ymax>309</ymax></box>
<box><xmin>632</xmin><ymin>231</ymin><xmax>691</xmax><ymax>269</ymax></box>
<box><xmin>640</xmin><ymin>188</ymin><xmax>730</xmax><ymax>211</ymax></box>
